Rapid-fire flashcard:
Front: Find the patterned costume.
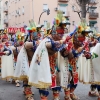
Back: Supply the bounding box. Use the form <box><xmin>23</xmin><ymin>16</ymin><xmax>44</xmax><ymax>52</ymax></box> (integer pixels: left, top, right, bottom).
<box><xmin>14</xmin><ymin>20</ymin><xmax>43</xmax><ymax>100</ymax></box>
<box><xmin>28</xmin><ymin>11</ymin><xmax>76</xmax><ymax>100</ymax></box>
<box><xmin>0</xmin><ymin>34</ymin><xmax>14</xmax><ymax>80</ymax></box>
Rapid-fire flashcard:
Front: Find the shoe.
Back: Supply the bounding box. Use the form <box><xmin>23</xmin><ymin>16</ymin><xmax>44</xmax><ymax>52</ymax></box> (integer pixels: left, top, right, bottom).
<box><xmin>88</xmin><ymin>91</ymin><xmax>99</xmax><ymax>97</ymax></box>
<box><xmin>70</xmin><ymin>93</ymin><xmax>80</xmax><ymax>100</ymax></box>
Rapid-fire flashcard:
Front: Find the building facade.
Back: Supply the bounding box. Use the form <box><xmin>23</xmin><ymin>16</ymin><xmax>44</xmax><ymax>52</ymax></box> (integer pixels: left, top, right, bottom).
<box><xmin>1</xmin><ymin>0</ymin><xmax>100</xmax><ymax>32</ymax></box>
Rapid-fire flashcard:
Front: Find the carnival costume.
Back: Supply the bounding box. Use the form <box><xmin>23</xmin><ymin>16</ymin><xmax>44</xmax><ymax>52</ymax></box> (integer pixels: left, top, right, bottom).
<box><xmin>14</xmin><ymin>20</ymin><xmax>43</xmax><ymax>100</ymax></box>
<box><xmin>28</xmin><ymin>11</ymin><xmax>76</xmax><ymax>100</ymax></box>
<box><xmin>76</xmin><ymin>20</ymin><xmax>100</xmax><ymax>100</ymax></box>
<box><xmin>0</xmin><ymin>34</ymin><xmax>14</xmax><ymax>80</ymax></box>
<box><xmin>59</xmin><ymin>19</ymin><xmax>94</xmax><ymax>100</ymax></box>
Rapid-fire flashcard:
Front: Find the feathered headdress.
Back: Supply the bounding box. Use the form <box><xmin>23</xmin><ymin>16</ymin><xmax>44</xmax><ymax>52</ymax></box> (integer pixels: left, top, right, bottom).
<box><xmin>77</xmin><ymin>19</ymin><xmax>92</xmax><ymax>34</ymax></box>
<box><xmin>44</xmin><ymin>22</ymin><xmax>51</xmax><ymax>36</ymax></box>
<box><xmin>53</xmin><ymin>11</ymin><xmax>67</xmax><ymax>26</ymax></box>
<box><xmin>28</xmin><ymin>19</ymin><xmax>37</xmax><ymax>33</ymax></box>
<box><xmin>14</xmin><ymin>30</ymin><xmax>24</xmax><ymax>45</ymax></box>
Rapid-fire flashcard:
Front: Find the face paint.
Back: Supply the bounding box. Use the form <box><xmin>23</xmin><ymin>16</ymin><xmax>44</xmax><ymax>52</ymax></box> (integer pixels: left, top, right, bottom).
<box><xmin>78</xmin><ymin>37</ymin><xmax>85</xmax><ymax>42</ymax></box>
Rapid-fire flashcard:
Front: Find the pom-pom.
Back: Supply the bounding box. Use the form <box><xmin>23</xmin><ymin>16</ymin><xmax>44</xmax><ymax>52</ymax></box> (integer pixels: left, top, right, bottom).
<box><xmin>27</xmin><ymin>27</ymin><xmax>33</xmax><ymax>33</ymax></box>
<box><xmin>32</xmin><ymin>27</ymin><xmax>36</xmax><ymax>32</ymax></box>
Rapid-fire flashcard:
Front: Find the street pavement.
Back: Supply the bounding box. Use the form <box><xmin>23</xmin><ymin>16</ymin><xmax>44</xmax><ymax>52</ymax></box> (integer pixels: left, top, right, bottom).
<box><xmin>0</xmin><ymin>79</ymin><xmax>97</xmax><ymax>100</ymax></box>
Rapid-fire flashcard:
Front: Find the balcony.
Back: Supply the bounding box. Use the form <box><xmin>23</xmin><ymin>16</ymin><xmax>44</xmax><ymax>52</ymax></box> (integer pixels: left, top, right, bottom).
<box><xmin>89</xmin><ymin>0</ymin><xmax>97</xmax><ymax>5</ymax></box>
<box><xmin>89</xmin><ymin>12</ymin><xmax>99</xmax><ymax>19</ymax></box>
<box><xmin>58</xmin><ymin>0</ymin><xmax>69</xmax><ymax>2</ymax></box>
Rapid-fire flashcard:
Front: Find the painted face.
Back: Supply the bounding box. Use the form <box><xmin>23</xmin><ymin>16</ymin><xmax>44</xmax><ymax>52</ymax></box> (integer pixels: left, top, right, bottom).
<box><xmin>52</xmin><ymin>34</ymin><xmax>63</xmax><ymax>41</ymax></box>
<box><xmin>37</xmin><ymin>27</ymin><xmax>41</xmax><ymax>32</ymax></box>
<box><xmin>53</xmin><ymin>27</ymin><xmax>64</xmax><ymax>40</ymax></box>
<box><xmin>73</xmin><ymin>33</ymin><xmax>85</xmax><ymax>47</ymax></box>
<box><xmin>78</xmin><ymin>36</ymin><xmax>85</xmax><ymax>42</ymax></box>
<box><xmin>85</xmin><ymin>33</ymin><xmax>88</xmax><ymax>36</ymax></box>
<box><xmin>62</xmin><ymin>23</ymin><xmax>67</xmax><ymax>28</ymax></box>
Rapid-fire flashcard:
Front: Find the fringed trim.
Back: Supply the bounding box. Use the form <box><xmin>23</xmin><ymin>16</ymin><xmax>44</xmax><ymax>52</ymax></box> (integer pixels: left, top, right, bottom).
<box><xmin>13</xmin><ymin>75</ymin><xmax>28</xmax><ymax>81</ymax></box>
<box><xmin>28</xmin><ymin>81</ymin><xmax>52</xmax><ymax>89</ymax></box>
<box><xmin>79</xmin><ymin>80</ymin><xmax>100</xmax><ymax>85</ymax></box>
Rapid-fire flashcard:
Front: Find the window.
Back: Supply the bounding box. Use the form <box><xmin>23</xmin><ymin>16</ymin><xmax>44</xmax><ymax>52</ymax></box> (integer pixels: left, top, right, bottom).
<box><xmin>22</xmin><ymin>6</ymin><xmax>24</xmax><ymax>15</ymax></box>
<box><xmin>9</xmin><ymin>0</ymin><xmax>10</xmax><ymax>7</ymax></box>
<box><xmin>16</xmin><ymin>10</ymin><xmax>18</xmax><ymax>15</ymax></box>
<box><xmin>44</xmin><ymin>20</ymin><xmax>47</xmax><ymax>28</ymax></box>
<box><xmin>15</xmin><ymin>10</ymin><xmax>17</xmax><ymax>17</ymax></box>
<box><xmin>5</xmin><ymin>1</ymin><xmax>8</xmax><ymax>5</ymax></box>
<box><xmin>58</xmin><ymin>4</ymin><xmax>68</xmax><ymax>16</ymax></box>
<box><xmin>43</xmin><ymin>4</ymin><xmax>48</xmax><ymax>11</ymax></box>
<box><xmin>18</xmin><ymin>8</ymin><xmax>21</xmax><ymax>16</ymax></box>
<box><xmin>89</xmin><ymin>7</ymin><xmax>97</xmax><ymax>13</ymax></box>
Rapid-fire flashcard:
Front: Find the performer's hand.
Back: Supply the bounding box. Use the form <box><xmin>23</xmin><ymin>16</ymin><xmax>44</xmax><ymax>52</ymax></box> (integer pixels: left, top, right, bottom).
<box><xmin>77</xmin><ymin>47</ymin><xmax>83</xmax><ymax>53</ymax></box>
<box><xmin>3</xmin><ymin>51</ymin><xmax>9</xmax><ymax>55</ymax></box>
<box><xmin>83</xmin><ymin>41</ymin><xmax>89</xmax><ymax>49</ymax></box>
<box><xmin>36</xmin><ymin>41</ymin><xmax>40</xmax><ymax>46</ymax></box>
<box><xmin>83</xmin><ymin>51</ymin><xmax>91</xmax><ymax>59</ymax></box>
<box><xmin>0</xmin><ymin>52</ymin><xmax>6</xmax><ymax>56</ymax></box>
<box><xmin>66</xmin><ymin>41</ymin><xmax>73</xmax><ymax>52</ymax></box>
<box><xmin>93</xmin><ymin>39</ymin><xmax>98</xmax><ymax>46</ymax></box>
<box><xmin>64</xmin><ymin>35</ymin><xmax>71</xmax><ymax>43</ymax></box>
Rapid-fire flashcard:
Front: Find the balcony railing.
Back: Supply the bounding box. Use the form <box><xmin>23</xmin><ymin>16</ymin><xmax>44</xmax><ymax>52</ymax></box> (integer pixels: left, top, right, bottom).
<box><xmin>89</xmin><ymin>12</ymin><xmax>99</xmax><ymax>19</ymax></box>
<box><xmin>58</xmin><ymin>0</ymin><xmax>69</xmax><ymax>2</ymax></box>
<box><xmin>89</xmin><ymin>0</ymin><xmax>97</xmax><ymax>4</ymax></box>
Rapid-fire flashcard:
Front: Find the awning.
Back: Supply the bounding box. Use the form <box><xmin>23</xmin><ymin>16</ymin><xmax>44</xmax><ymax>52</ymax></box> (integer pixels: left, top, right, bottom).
<box><xmin>59</xmin><ymin>4</ymin><xmax>68</xmax><ymax>6</ymax></box>
<box><xmin>89</xmin><ymin>7</ymin><xmax>97</xmax><ymax>9</ymax></box>
<box><xmin>89</xmin><ymin>21</ymin><xmax>97</xmax><ymax>25</ymax></box>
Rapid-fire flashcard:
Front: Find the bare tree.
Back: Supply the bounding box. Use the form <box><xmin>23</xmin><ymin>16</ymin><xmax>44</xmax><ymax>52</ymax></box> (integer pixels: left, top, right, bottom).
<box><xmin>75</xmin><ymin>0</ymin><xmax>99</xmax><ymax>19</ymax></box>
<box><xmin>76</xmin><ymin>0</ymin><xmax>91</xmax><ymax>18</ymax></box>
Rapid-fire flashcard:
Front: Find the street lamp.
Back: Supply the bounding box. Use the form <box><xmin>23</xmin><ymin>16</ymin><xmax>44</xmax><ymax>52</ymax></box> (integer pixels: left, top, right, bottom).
<box><xmin>38</xmin><ymin>9</ymin><xmax>50</xmax><ymax>24</ymax></box>
<box><xmin>72</xmin><ymin>6</ymin><xmax>81</xmax><ymax>19</ymax></box>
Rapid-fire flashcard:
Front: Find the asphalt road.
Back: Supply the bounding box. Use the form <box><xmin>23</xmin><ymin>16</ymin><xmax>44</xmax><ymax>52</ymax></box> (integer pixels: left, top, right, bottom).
<box><xmin>0</xmin><ymin>79</ymin><xmax>97</xmax><ymax>100</ymax></box>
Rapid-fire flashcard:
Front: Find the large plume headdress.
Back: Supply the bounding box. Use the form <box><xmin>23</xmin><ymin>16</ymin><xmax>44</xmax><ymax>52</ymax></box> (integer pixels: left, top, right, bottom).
<box><xmin>53</xmin><ymin>10</ymin><xmax>68</xmax><ymax>27</ymax></box>
<box><xmin>44</xmin><ymin>22</ymin><xmax>51</xmax><ymax>36</ymax></box>
<box><xmin>77</xmin><ymin>19</ymin><xmax>92</xmax><ymax>35</ymax></box>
